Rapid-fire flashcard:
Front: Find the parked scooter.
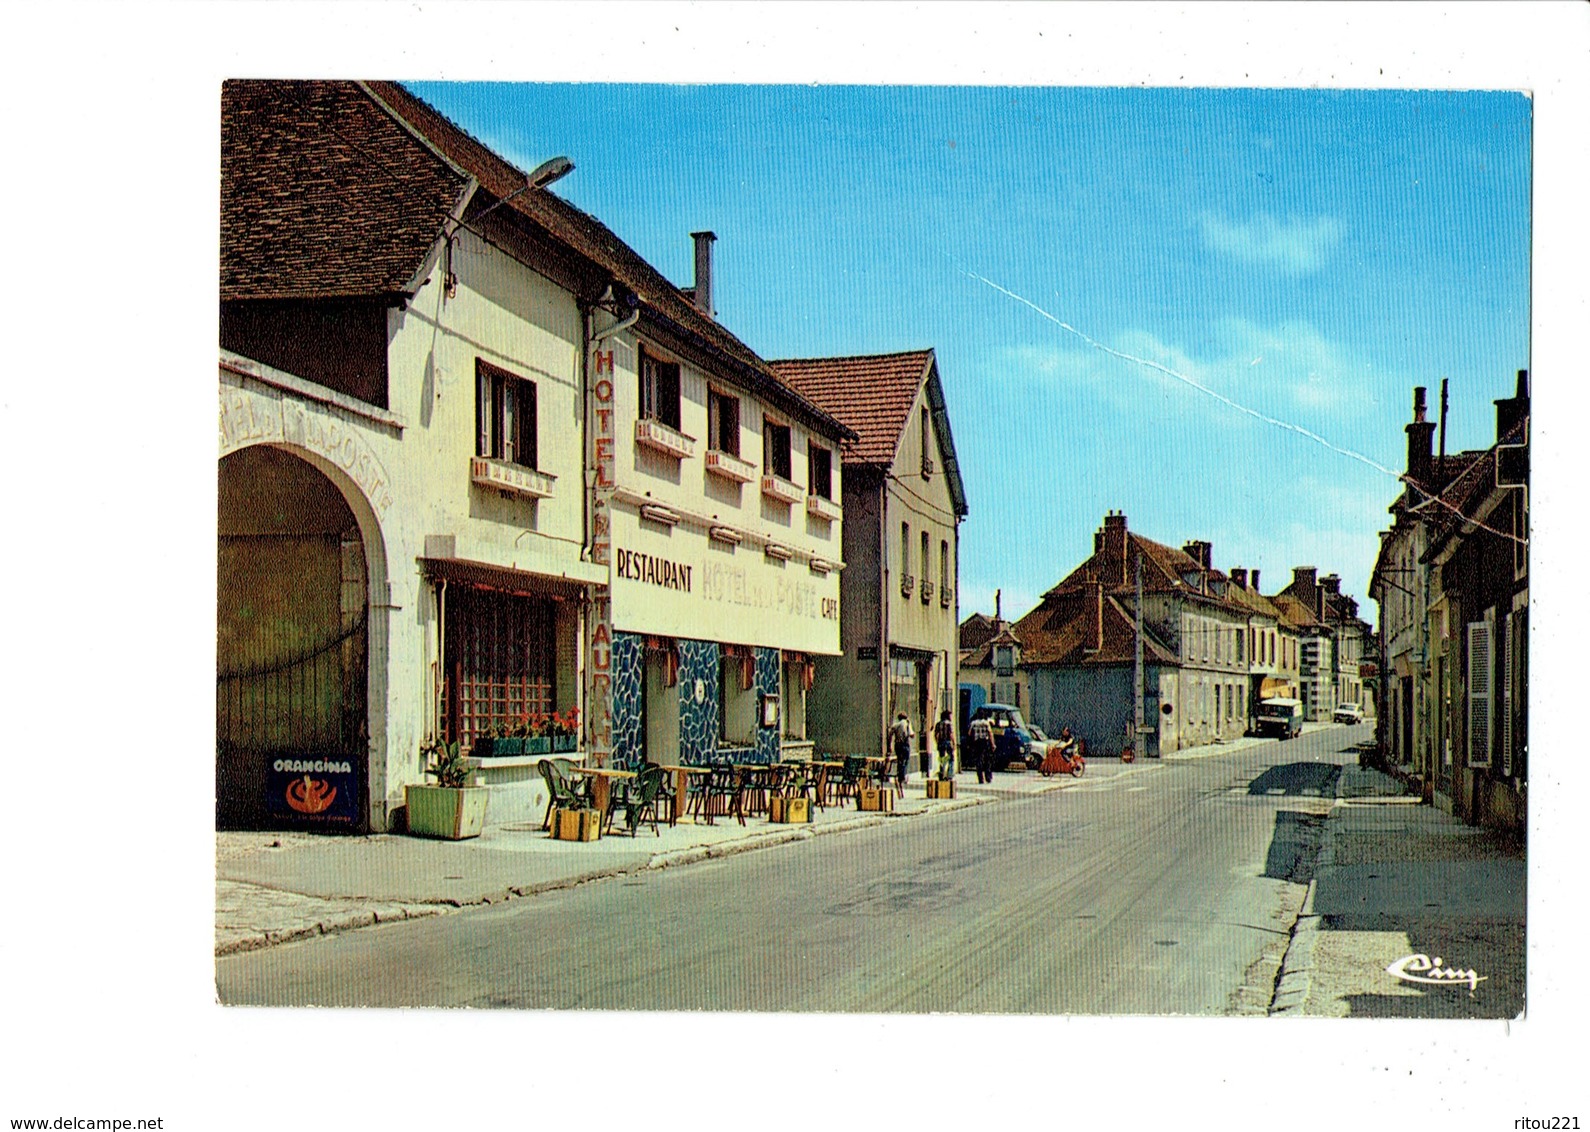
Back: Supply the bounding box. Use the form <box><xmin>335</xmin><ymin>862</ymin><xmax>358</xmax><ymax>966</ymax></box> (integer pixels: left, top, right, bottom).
<box><xmin>1039</xmin><ymin>734</ymin><xmax>1086</xmax><ymax>778</ymax></box>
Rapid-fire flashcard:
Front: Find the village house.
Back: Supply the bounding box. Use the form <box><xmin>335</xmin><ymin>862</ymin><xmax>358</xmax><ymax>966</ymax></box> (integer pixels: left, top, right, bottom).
<box><xmin>958</xmin><ymin>594</ymin><xmax>1030</xmax><ymax>720</ymax></box>
<box><xmin>1223</xmin><ymin>567</ymin><xmax>1301</xmax><ymax>731</ymax></box>
<box><xmin>770</xmin><ymin>350</ymin><xmax>969</xmax><ymax>779</ymax></box>
<box><xmin>1012</xmin><ymin>512</ymin><xmax>1252</xmax><ymax>757</ymax></box>
<box><xmin>218</xmin><ymin>80</ymin><xmax>852</xmax><ymax>832</ymax></box>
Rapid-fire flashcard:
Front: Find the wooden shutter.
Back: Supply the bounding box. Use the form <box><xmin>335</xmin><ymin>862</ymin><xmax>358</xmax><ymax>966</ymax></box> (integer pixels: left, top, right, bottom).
<box><xmin>1466</xmin><ymin>620</ymin><xmax>1492</xmax><ymax>767</ymax></box>
<box><xmin>1502</xmin><ymin>612</ymin><xmax>1514</xmax><ymax>776</ymax></box>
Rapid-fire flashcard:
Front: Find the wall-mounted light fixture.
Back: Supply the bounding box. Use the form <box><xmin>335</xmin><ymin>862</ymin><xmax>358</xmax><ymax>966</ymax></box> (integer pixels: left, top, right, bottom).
<box><xmin>709</xmin><ymin>526</ymin><xmax>743</xmax><ymax>545</ymax></box>
<box><xmin>808</xmin><ymin>558</ymin><xmax>833</xmax><ymax>575</ymax></box>
<box><xmin>765</xmin><ymin>543</ymin><xmax>793</xmax><ymax>561</ymax></box>
<box><xmin>639</xmin><ymin>504</ymin><xmax>681</xmax><ymax>526</ymax></box>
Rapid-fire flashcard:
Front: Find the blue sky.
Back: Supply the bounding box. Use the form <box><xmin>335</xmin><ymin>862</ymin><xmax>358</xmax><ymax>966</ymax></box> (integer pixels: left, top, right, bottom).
<box><xmin>409</xmin><ymin>83</ymin><xmax>1531</xmax><ymax>624</ymax></box>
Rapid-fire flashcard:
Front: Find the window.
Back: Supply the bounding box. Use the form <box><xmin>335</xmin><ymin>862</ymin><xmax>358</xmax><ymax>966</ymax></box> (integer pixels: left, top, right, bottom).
<box><xmin>639</xmin><ymin>348</ymin><xmax>681</xmax><ymax>431</ymax></box>
<box><xmin>920</xmin><ymin>530</ymin><xmax>930</xmax><ymax>596</ymax></box>
<box><xmin>443</xmin><ymin>586</ymin><xmax>556</xmax><ymax>748</ymax></box>
<box><xmin>940</xmin><ymin>539</ymin><xmax>950</xmax><ymax>594</ymax></box>
<box><xmin>763</xmin><ymin>417</ymin><xmax>792</xmax><ymax>480</ymax></box>
<box><xmin>476</xmin><ymin>359</ymin><xmax>538</xmax><ymax>468</ymax></box>
<box><xmin>901</xmin><ymin>522</ymin><xmax>910</xmax><ymax>574</ymax></box>
<box><xmin>807</xmin><ymin>442</ymin><xmax>833</xmax><ymax>500</ymax></box>
<box><xmin>708</xmin><ymin>388</ymin><xmax>740</xmax><ymax>455</ymax></box>
<box><xmin>995</xmin><ymin>646</ymin><xmax>1014</xmax><ymax>678</ymax></box>
<box><xmin>921</xmin><ymin>407</ymin><xmax>933</xmax><ymax>477</ymax></box>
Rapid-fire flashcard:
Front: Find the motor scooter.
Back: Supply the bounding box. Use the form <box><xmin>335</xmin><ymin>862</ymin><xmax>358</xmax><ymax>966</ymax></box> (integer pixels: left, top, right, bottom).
<box><xmin>1039</xmin><ymin>737</ymin><xmax>1086</xmax><ymax>777</ymax></box>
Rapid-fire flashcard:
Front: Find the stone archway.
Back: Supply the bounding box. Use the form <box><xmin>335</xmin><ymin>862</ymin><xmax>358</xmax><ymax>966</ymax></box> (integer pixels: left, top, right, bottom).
<box><xmin>218</xmin><ymin>444</ymin><xmax>377</xmax><ymax>830</ymax></box>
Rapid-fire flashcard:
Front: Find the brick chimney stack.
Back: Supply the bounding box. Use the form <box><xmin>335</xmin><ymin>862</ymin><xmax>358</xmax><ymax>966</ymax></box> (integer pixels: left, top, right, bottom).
<box><xmin>1231</xmin><ymin>567</ymin><xmax>1248</xmax><ymax>589</ymax></box>
<box><xmin>1320</xmin><ymin>574</ymin><xmax>1341</xmax><ymax>596</ymax></box>
<box><xmin>1496</xmin><ymin>368</ymin><xmax>1530</xmax><ymax>440</ymax></box>
<box><xmin>1406</xmin><ymin>386</ymin><xmax>1436</xmax><ymax>486</ymax></box>
<box><xmin>1183</xmin><ymin>540</ymin><xmax>1212</xmax><ymax>570</ymax></box>
<box><xmin>1102</xmin><ymin>511</ymin><xmax>1129</xmax><ymax>585</ymax></box>
<box><xmin>1250</xmin><ymin>569</ymin><xmax>1260</xmax><ymax>593</ymax></box>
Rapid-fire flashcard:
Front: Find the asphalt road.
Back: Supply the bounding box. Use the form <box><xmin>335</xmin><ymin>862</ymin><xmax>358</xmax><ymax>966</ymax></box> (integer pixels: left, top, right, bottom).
<box><xmin>218</xmin><ymin>726</ymin><xmax>1369</xmax><ymax>1013</ymax></box>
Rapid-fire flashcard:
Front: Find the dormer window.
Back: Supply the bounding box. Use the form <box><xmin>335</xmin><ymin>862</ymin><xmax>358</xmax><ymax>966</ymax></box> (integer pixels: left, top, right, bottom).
<box><xmin>1210</xmin><ymin>578</ymin><xmax>1228</xmax><ymax>598</ymax></box>
<box><xmin>1181</xmin><ymin>569</ymin><xmax>1203</xmax><ymax>589</ymax></box>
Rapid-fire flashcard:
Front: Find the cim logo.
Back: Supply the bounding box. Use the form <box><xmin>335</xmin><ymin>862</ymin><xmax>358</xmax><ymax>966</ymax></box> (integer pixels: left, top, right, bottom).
<box><xmin>285</xmin><ymin>774</ymin><xmax>337</xmax><ymax>815</ymax></box>
<box><xmin>1386</xmin><ymin>953</ymin><xmax>1487</xmax><ymax>991</ymax></box>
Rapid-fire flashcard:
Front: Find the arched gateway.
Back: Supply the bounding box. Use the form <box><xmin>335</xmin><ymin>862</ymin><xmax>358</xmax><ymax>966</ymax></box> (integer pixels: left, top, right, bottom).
<box><xmin>217</xmin><ymin>444</ymin><xmax>379</xmax><ymax>830</ymax></box>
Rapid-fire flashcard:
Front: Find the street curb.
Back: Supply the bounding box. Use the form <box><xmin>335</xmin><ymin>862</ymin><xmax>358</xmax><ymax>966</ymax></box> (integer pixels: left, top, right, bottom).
<box><xmin>1268</xmin><ymin>800</ymin><xmax>1340</xmax><ymax>1015</ymax></box>
<box><xmin>215</xmin><ymin>901</ymin><xmax>450</xmax><ymax>957</ymax></box>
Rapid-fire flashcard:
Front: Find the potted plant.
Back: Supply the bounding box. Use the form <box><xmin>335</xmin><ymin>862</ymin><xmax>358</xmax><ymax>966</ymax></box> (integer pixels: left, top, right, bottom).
<box><xmin>517</xmin><ymin>713</ymin><xmax>553</xmax><ymax>756</ymax></box>
<box><xmin>405</xmin><ymin>738</ymin><xmax>489</xmax><ymax>839</ymax></box>
<box><xmin>473</xmin><ymin>722</ymin><xmax>523</xmax><ymax>759</ymax></box>
<box><xmin>549</xmin><ymin>707</ymin><xmax>581</xmax><ymax>754</ymax></box>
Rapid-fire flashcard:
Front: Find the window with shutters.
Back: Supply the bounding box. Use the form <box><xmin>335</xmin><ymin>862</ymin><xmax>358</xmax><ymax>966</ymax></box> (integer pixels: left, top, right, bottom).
<box><xmin>1466</xmin><ymin>618</ymin><xmax>1492</xmax><ymax>767</ymax></box>
<box><xmin>476</xmin><ymin>358</ymin><xmax>538</xmax><ymax>469</ymax></box>
<box><xmin>1501</xmin><ymin>611</ymin><xmax>1514</xmax><ymax>777</ymax></box>
<box><xmin>639</xmin><ymin>348</ymin><xmax>682</xmax><ymax>431</ymax></box>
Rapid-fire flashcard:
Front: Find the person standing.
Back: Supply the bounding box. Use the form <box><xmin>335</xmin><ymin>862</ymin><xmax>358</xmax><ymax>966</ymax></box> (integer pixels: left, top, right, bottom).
<box><xmin>969</xmin><ymin>717</ymin><xmax>995</xmax><ymax>783</ymax></box>
<box><xmin>888</xmin><ymin>712</ymin><xmax>913</xmax><ymax>791</ymax></box>
<box><xmin>933</xmin><ymin>709</ymin><xmax>957</xmax><ymax>780</ymax></box>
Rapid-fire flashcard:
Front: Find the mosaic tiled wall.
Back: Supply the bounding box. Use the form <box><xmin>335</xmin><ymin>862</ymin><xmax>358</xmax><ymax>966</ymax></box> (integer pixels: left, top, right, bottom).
<box><xmin>677</xmin><ymin>638</ymin><xmax>720</xmax><ymax>765</ymax></box>
<box><xmin>610</xmin><ymin>631</ymin><xmax>643</xmax><ymax>769</ymax></box>
<box><xmin>754</xmin><ymin>646</ymin><xmax>781</xmax><ymax>764</ymax></box>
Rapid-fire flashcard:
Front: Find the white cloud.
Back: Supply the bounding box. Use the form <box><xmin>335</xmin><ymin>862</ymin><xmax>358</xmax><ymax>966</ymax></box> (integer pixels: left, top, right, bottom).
<box><xmin>1199</xmin><ymin>211</ymin><xmax>1343</xmax><ymax>274</ymax></box>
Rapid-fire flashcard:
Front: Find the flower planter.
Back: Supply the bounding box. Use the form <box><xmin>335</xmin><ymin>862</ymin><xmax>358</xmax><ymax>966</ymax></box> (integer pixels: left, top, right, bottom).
<box><xmin>405</xmin><ymin>784</ymin><xmax>489</xmax><ymax>840</ymax></box>
<box><xmin>473</xmin><ymin>737</ymin><xmax>526</xmax><ymax>758</ymax></box>
<box><xmin>524</xmin><ymin>736</ymin><xmax>552</xmax><ymax>755</ymax></box>
<box><xmin>551</xmin><ymin>734</ymin><xmax>578</xmax><ymax>754</ymax></box>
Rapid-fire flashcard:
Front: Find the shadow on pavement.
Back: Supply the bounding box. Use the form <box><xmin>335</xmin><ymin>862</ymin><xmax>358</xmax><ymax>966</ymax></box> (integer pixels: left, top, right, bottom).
<box><xmin>1262</xmin><ymin>810</ymin><xmax>1327</xmax><ymax>883</ymax></box>
<box><xmin>1247</xmin><ymin>762</ymin><xmax>1342</xmax><ymax>798</ymax></box>
<box><xmin>1336</xmin><ymin>919</ymin><xmax>1525</xmax><ymax>1018</ymax></box>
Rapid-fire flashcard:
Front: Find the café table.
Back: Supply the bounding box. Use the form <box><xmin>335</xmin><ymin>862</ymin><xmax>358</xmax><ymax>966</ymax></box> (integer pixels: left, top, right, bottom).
<box><xmin>656</xmin><ymin>764</ymin><xmax>710</xmax><ymax>825</ymax></box>
<box><xmin>570</xmin><ymin>765</ymin><xmax>637</xmax><ymax>818</ymax></box>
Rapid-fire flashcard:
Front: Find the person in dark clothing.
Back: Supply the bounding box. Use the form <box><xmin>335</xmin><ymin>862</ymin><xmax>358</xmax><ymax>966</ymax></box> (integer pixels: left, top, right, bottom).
<box><xmin>888</xmin><ymin>712</ymin><xmax>913</xmax><ymax>790</ymax></box>
<box><xmin>969</xmin><ymin>717</ymin><xmax>995</xmax><ymax>783</ymax></box>
<box><xmin>933</xmin><ymin>710</ymin><xmax>956</xmax><ymax>780</ymax></box>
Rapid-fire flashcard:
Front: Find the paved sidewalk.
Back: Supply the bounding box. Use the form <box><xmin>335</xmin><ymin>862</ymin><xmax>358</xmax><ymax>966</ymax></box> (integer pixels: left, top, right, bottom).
<box><xmin>217</xmin><ymin>774</ymin><xmax>985</xmax><ymax>956</ymax></box>
<box><xmin>1270</xmin><ymin>762</ymin><xmax>1525</xmax><ymax>1017</ymax></box>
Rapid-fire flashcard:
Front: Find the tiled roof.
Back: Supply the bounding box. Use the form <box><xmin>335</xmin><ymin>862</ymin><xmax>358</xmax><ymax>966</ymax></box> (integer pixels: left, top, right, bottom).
<box><xmin>221</xmin><ymin>81</ymin><xmax>470</xmax><ymax>300</ymax></box>
<box><xmin>961</xmin><ymin>625</ymin><xmax>1023</xmax><ymax>669</ymax></box>
<box><xmin>769</xmin><ymin>351</ymin><xmax>934</xmax><ymax>466</ymax></box>
<box><xmin>1271</xmin><ymin>593</ymin><xmax>1327</xmax><ymax>632</ymax></box>
<box><xmin>1045</xmin><ymin>530</ymin><xmax>1244</xmax><ymax>612</ymax></box>
<box><xmin>958</xmin><ymin>612</ymin><xmax>1000</xmax><ymax>652</ymax></box>
<box><xmin>1012</xmin><ymin>590</ymin><xmax>1176</xmax><ymax>667</ymax></box>
<box><xmin>221</xmin><ymin>81</ymin><xmax>853</xmax><ymax>441</ymax></box>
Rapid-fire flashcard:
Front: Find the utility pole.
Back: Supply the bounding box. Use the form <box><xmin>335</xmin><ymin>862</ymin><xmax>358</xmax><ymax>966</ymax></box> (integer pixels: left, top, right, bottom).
<box><xmin>1134</xmin><ymin>550</ymin><xmax>1147</xmax><ymax>761</ymax></box>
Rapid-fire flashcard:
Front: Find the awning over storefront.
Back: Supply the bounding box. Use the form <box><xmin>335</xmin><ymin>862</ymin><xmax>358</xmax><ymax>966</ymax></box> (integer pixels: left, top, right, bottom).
<box><xmin>420</xmin><ymin>556</ymin><xmax>590</xmax><ymax>602</ymax></box>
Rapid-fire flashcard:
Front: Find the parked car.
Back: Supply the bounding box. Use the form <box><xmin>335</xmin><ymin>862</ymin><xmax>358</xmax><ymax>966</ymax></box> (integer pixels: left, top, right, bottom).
<box><xmin>968</xmin><ymin>703</ymin><xmax>1044</xmax><ymax>769</ymax></box>
<box><xmin>1255</xmin><ymin>697</ymin><xmax>1304</xmax><ymax>739</ymax></box>
<box><xmin>1333</xmin><ymin>702</ymin><xmax>1364</xmax><ymax>724</ymax></box>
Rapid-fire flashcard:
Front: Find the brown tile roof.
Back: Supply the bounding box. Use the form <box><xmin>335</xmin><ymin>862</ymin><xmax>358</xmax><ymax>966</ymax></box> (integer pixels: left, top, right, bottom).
<box><xmin>221</xmin><ymin>80</ymin><xmax>470</xmax><ymax>300</ymax></box>
<box><xmin>1012</xmin><ymin>591</ymin><xmax>1177</xmax><ymax>667</ymax></box>
<box><xmin>958</xmin><ymin>612</ymin><xmax>1000</xmax><ymax>652</ymax></box>
<box><xmin>769</xmin><ymin>351</ymin><xmax>934</xmax><ymax>466</ymax></box>
<box><xmin>221</xmin><ymin>80</ymin><xmax>852</xmax><ymax>441</ymax></box>
<box><xmin>1421</xmin><ymin>418</ymin><xmax>1527</xmax><ymax>559</ymax></box>
<box><xmin>1271</xmin><ymin>593</ymin><xmax>1326</xmax><ymax>632</ymax></box>
<box><xmin>1045</xmin><ymin>530</ymin><xmax>1244</xmax><ymax>612</ymax></box>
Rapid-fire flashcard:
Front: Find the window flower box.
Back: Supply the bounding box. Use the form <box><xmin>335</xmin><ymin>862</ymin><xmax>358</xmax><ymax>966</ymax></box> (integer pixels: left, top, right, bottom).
<box><xmin>900</xmin><ymin>574</ymin><xmax>915</xmax><ymax>598</ymax></box>
<box><xmin>921</xmin><ymin>579</ymin><xmax>935</xmax><ymax>605</ymax></box>
<box><xmin>471</xmin><ymin>456</ymin><xmax>555</xmax><ymax>500</ymax></box>
<box><xmin>635</xmin><ymin>417</ymin><xmax>697</xmax><ymax>460</ymax></box>
<box><xmin>940</xmin><ymin>586</ymin><xmax>954</xmax><ymax>609</ymax></box>
<box><xmin>760</xmin><ymin>473</ymin><xmax>804</xmax><ymax>506</ymax></box>
<box><xmin>705</xmin><ymin>448</ymin><xmax>757</xmax><ymax>483</ymax></box>
<box><xmin>474</xmin><ymin>737</ymin><xmax>526</xmax><ymax>758</ymax></box>
<box><xmin>805</xmin><ymin>493</ymin><xmax>842</xmax><ymax>522</ymax></box>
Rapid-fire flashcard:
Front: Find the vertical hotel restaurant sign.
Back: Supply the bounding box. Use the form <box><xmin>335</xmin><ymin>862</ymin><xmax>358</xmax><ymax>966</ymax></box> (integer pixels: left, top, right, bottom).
<box><xmin>585</xmin><ymin>342</ymin><xmax>616</xmax><ymax>766</ymax></box>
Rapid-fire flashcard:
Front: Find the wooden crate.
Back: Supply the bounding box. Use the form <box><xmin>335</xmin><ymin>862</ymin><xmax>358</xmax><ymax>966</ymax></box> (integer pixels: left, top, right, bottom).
<box><xmin>769</xmin><ymin>795</ymin><xmax>810</xmax><ymax>824</ymax></box>
<box><xmin>550</xmin><ymin>807</ymin><xmax>601</xmax><ymax>841</ymax></box>
<box><xmin>857</xmin><ymin>787</ymin><xmax>895</xmax><ymax>812</ymax></box>
<box><xmin>925</xmin><ymin>779</ymin><xmax>955</xmax><ymax>799</ymax></box>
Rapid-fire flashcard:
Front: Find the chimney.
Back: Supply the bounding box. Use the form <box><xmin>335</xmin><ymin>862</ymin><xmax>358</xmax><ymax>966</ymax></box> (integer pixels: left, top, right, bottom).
<box><xmin>1231</xmin><ymin>567</ymin><xmax>1248</xmax><ymax>590</ymax></box>
<box><xmin>1320</xmin><ymin>574</ymin><xmax>1341</xmax><ymax>596</ymax></box>
<box><xmin>690</xmin><ymin>230</ymin><xmax>717</xmax><ymax>318</ymax></box>
<box><xmin>1496</xmin><ymin>368</ymin><xmax>1530</xmax><ymax>440</ymax></box>
<box><xmin>1406</xmin><ymin>386</ymin><xmax>1436</xmax><ymax>486</ymax></box>
<box><xmin>1103</xmin><ymin>511</ymin><xmax>1129</xmax><ymax>585</ymax></box>
<box><xmin>1182</xmin><ymin>540</ymin><xmax>1212</xmax><ymax>570</ymax></box>
<box><xmin>994</xmin><ymin>588</ymin><xmax>1002</xmax><ymax>622</ymax></box>
<box><xmin>1250</xmin><ymin>569</ymin><xmax>1260</xmax><ymax>593</ymax></box>
<box><xmin>1087</xmin><ymin>578</ymin><xmax>1104</xmax><ymax>652</ymax></box>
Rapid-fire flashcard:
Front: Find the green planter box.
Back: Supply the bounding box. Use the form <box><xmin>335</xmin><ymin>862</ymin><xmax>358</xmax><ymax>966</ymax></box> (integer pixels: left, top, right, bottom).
<box><xmin>405</xmin><ymin>785</ymin><xmax>489</xmax><ymax>839</ymax></box>
<box><xmin>551</xmin><ymin>734</ymin><xmax>578</xmax><ymax>754</ymax></box>
<box><xmin>525</xmin><ymin>736</ymin><xmax>552</xmax><ymax>755</ymax></box>
<box><xmin>473</xmin><ymin>737</ymin><xmax>526</xmax><ymax>758</ymax></box>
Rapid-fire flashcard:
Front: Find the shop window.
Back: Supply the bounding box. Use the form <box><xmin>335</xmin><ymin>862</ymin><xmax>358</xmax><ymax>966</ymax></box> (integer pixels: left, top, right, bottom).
<box><xmin>708</xmin><ymin>388</ymin><xmax>740</xmax><ymax>455</ymax></box>
<box><xmin>476</xmin><ymin>359</ymin><xmax>538</xmax><ymax>468</ymax></box>
<box><xmin>639</xmin><ymin>348</ymin><xmax>681</xmax><ymax>431</ymax></box>
<box><xmin>443</xmin><ymin>586</ymin><xmax>556</xmax><ymax>749</ymax></box>
<box><xmin>781</xmin><ymin>654</ymin><xmax>811</xmax><ymax>740</ymax></box>
<box><xmin>808</xmin><ymin>442</ymin><xmax>833</xmax><ymax>500</ymax></box>
<box><xmin>763</xmin><ymin>417</ymin><xmax>792</xmax><ymax>480</ymax></box>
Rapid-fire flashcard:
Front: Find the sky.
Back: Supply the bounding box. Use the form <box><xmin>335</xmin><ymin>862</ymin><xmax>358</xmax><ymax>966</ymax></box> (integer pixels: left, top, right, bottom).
<box><xmin>408</xmin><ymin>82</ymin><xmax>1531</xmax><ymax>625</ymax></box>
